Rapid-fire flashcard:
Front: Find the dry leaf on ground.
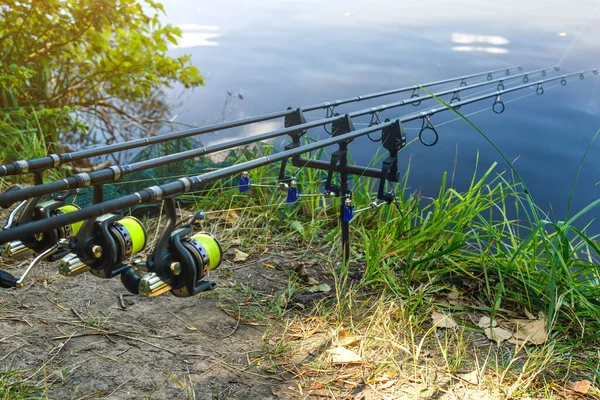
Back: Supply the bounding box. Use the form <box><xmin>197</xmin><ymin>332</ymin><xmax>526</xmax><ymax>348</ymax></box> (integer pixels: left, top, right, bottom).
<box><xmin>431</xmin><ymin>311</ymin><xmax>457</xmax><ymax>329</ymax></box>
<box><xmin>233</xmin><ymin>249</ymin><xmax>249</xmax><ymax>262</ymax></box>
<box><xmin>337</xmin><ymin>329</ymin><xmax>359</xmax><ymax>346</ymax></box>
<box><xmin>567</xmin><ymin>380</ymin><xmax>592</xmax><ymax>394</ymax></box>
<box><xmin>477</xmin><ymin>316</ymin><xmax>498</xmax><ymax>328</ymax></box>
<box><xmin>326</xmin><ymin>346</ymin><xmax>362</xmax><ymax>364</ymax></box>
<box><xmin>484</xmin><ymin>326</ymin><xmax>512</xmax><ymax>344</ymax></box>
<box><xmin>306</xmin><ymin>283</ymin><xmax>330</xmax><ymax>293</ymax></box>
<box><xmin>458</xmin><ymin>370</ymin><xmax>479</xmax><ymax>385</ymax></box>
<box><xmin>225</xmin><ymin>210</ymin><xmax>239</xmax><ymax>225</ymax></box>
<box><xmin>508</xmin><ymin>318</ymin><xmax>547</xmax><ymax>345</ymax></box>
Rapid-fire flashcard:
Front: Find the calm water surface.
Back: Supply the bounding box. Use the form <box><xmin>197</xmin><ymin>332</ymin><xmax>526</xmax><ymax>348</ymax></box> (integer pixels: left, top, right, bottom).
<box><xmin>160</xmin><ymin>0</ymin><xmax>600</xmax><ymax>227</ymax></box>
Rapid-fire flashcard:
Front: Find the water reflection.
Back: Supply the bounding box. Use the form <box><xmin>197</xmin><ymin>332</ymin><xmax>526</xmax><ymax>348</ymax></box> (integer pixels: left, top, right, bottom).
<box><xmin>451</xmin><ymin>33</ymin><xmax>509</xmax><ymax>54</ymax></box>
<box><xmin>174</xmin><ymin>24</ymin><xmax>219</xmax><ymax>48</ymax></box>
<box><xmin>159</xmin><ymin>0</ymin><xmax>600</xmax><ymax>231</ymax></box>
<box><xmin>452</xmin><ymin>46</ymin><xmax>509</xmax><ymax>54</ymax></box>
<box><xmin>451</xmin><ymin>33</ymin><xmax>510</xmax><ymax>46</ymax></box>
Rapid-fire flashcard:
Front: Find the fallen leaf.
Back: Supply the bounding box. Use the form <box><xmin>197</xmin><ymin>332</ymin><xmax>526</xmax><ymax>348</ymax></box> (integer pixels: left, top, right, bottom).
<box><xmin>306</xmin><ymin>277</ymin><xmax>319</xmax><ymax>285</ymax></box>
<box><xmin>326</xmin><ymin>346</ymin><xmax>362</xmax><ymax>363</ymax></box>
<box><xmin>295</xmin><ymin>264</ymin><xmax>309</xmax><ymax>281</ymax></box>
<box><xmin>431</xmin><ymin>311</ymin><xmax>457</xmax><ymax>329</ymax></box>
<box><xmin>524</xmin><ymin>308</ymin><xmax>535</xmax><ymax>320</ymax></box>
<box><xmin>233</xmin><ymin>249</ymin><xmax>249</xmax><ymax>262</ymax></box>
<box><xmin>225</xmin><ymin>210</ymin><xmax>239</xmax><ymax>225</ymax></box>
<box><xmin>367</xmin><ymin>375</ymin><xmax>392</xmax><ymax>384</ymax></box>
<box><xmin>306</xmin><ymin>283</ymin><xmax>330</xmax><ymax>293</ymax></box>
<box><xmin>484</xmin><ymin>326</ymin><xmax>512</xmax><ymax>344</ymax></box>
<box><xmin>378</xmin><ymin>379</ymin><xmax>397</xmax><ymax>389</ymax></box>
<box><xmin>264</xmin><ymin>263</ymin><xmax>275</xmax><ymax>269</ymax></box>
<box><xmin>508</xmin><ymin>318</ymin><xmax>547</xmax><ymax>345</ymax></box>
<box><xmin>567</xmin><ymin>380</ymin><xmax>592</xmax><ymax>394</ymax></box>
<box><xmin>477</xmin><ymin>316</ymin><xmax>498</xmax><ymax>328</ymax></box>
<box><xmin>337</xmin><ymin>329</ymin><xmax>359</xmax><ymax>346</ymax></box>
<box><xmin>185</xmin><ymin>326</ymin><xmax>197</xmax><ymax>331</ymax></box>
<box><xmin>457</xmin><ymin>370</ymin><xmax>479</xmax><ymax>385</ymax></box>
<box><xmin>447</xmin><ymin>286</ymin><xmax>460</xmax><ymax>300</ymax></box>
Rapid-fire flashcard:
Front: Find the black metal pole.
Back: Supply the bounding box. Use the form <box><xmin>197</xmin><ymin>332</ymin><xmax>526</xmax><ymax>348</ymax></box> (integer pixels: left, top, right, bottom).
<box><xmin>338</xmin><ymin>142</ymin><xmax>350</xmax><ymax>261</ymax></box>
<box><xmin>0</xmin><ymin>68</ymin><xmax>597</xmax><ymax>245</ymax></box>
<box><xmin>0</xmin><ymin>65</ymin><xmax>526</xmax><ymax>177</ymax></box>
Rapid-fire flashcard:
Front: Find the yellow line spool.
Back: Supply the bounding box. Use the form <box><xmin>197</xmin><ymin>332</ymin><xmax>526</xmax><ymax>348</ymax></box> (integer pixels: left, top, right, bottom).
<box><xmin>56</xmin><ymin>204</ymin><xmax>83</xmax><ymax>236</ymax></box>
<box><xmin>190</xmin><ymin>233</ymin><xmax>222</xmax><ymax>271</ymax></box>
<box><xmin>118</xmin><ymin>217</ymin><xmax>146</xmax><ymax>255</ymax></box>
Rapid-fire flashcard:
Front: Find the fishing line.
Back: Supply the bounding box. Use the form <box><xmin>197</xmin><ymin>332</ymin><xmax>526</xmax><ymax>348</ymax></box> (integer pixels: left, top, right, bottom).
<box><xmin>556</xmin><ymin>0</ymin><xmax>600</xmax><ymax>67</ymax></box>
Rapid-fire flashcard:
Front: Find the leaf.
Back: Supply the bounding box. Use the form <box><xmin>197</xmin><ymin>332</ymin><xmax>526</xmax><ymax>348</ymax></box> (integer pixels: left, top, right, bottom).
<box><xmin>225</xmin><ymin>210</ymin><xmax>239</xmax><ymax>225</ymax></box>
<box><xmin>457</xmin><ymin>371</ymin><xmax>479</xmax><ymax>385</ymax></box>
<box><xmin>431</xmin><ymin>311</ymin><xmax>457</xmax><ymax>329</ymax></box>
<box><xmin>326</xmin><ymin>346</ymin><xmax>362</xmax><ymax>364</ymax></box>
<box><xmin>567</xmin><ymin>380</ymin><xmax>592</xmax><ymax>394</ymax></box>
<box><xmin>233</xmin><ymin>249</ymin><xmax>249</xmax><ymax>262</ymax></box>
<box><xmin>484</xmin><ymin>326</ymin><xmax>512</xmax><ymax>344</ymax></box>
<box><xmin>508</xmin><ymin>318</ymin><xmax>547</xmax><ymax>345</ymax></box>
<box><xmin>306</xmin><ymin>277</ymin><xmax>319</xmax><ymax>285</ymax></box>
<box><xmin>477</xmin><ymin>316</ymin><xmax>498</xmax><ymax>328</ymax></box>
<box><xmin>290</xmin><ymin>220</ymin><xmax>305</xmax><ymax>234</ymax></box>
<box><xmin>306</xmin><ymin>284</ymin><xmax>330</xmax><ymax>293</ymax></box>
<box><xmin>337</xmin><ymin>329</ymin><xmax>359</xmax><ymax>346</ymax></box>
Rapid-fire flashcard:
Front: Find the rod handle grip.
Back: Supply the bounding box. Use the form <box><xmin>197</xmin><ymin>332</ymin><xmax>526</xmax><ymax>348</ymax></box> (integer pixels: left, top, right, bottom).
<box><xmin>0</xmin><ymin>269</ymin><xmax>18</xmax><ymax>288</ymax></box>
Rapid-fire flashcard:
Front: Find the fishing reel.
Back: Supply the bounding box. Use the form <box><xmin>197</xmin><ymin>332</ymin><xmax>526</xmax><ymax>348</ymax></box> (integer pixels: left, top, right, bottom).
<box><xmin>0</xmin><ymin>190</ymin><xmax>82</xmax><ymax>260</ymax></box>
<box><xmin>133</xmin><ymin>197</ymin><xmax>222</xmax><ymax>298</ymax></box>
<box><xmin>58</xmin><ymin>213</ymin><xmax>147</xmax><ymax>279</ymax></box>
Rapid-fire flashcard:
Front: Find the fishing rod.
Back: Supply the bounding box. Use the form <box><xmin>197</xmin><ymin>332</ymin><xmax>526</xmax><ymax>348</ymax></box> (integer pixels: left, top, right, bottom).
<box><xmin>0</xmin><ymin>65</ymin><xmax>524</xmax><ymax>177</ymax></box>
<box><xmin>0</xmin><ymin>66</ymin><xmax>562</xmax><ymax>264</ymax></box>
<box><xmin>0</xmin><ymin>66</ymin><xmax>558</xmax><ymax>210</ymax></box>
<box><xmin>1</xmin><ymin>68</ymin><xmax>595</xmax><ymax>248</ymax></box>
<box><xmin>0</xmin><ymin>68</ymin><xmax>594</xmax><ymax>294</ymax></box>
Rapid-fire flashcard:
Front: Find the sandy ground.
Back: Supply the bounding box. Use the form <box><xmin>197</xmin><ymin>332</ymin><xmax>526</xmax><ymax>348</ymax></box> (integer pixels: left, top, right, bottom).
<box><xmin>0</xmin><ymin>254</ymin><xmax>300</xmax><ymax>399</ymax></box>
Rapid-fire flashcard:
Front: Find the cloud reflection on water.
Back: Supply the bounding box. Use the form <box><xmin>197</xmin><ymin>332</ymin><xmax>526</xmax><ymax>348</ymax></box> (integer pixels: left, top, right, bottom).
<box><xmin>173</xmin><ymin>24</ymin><xmax>220</xmax><ymax>48</ymax></box>
<box><xmin>451</xmin><ymin>32</ymin><xmax>509</xmax><ymax>54</ymax></box>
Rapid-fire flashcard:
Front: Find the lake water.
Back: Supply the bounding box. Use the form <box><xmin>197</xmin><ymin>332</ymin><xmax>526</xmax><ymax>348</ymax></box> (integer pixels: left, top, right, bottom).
<box><xmin>160</xmin><ymin>0</ymin><xmax>600</xmax><ymax>227</ymax></box>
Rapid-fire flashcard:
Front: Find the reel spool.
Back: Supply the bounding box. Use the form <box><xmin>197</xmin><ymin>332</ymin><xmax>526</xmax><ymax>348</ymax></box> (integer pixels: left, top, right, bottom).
<box><xmin>137</xmin><ymin>199</ymin><xmax>222</xmax><ymax>298</ymax></box>
<box><xmin>1</xmin><ymin>200</ymin><xmax>83</xmax><ymax>259</ymax></box>
<box><xmin>58</xmin><ymin>214</ymin><xmax>146</xmax><ymax>278</ymax></box>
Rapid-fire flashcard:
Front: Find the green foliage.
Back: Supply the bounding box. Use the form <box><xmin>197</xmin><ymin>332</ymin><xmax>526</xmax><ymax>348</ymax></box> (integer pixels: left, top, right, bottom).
<box><xmin>0</xmin><ymin>0</ymin><xmax>203</xmax><ymax>162</ymax></box>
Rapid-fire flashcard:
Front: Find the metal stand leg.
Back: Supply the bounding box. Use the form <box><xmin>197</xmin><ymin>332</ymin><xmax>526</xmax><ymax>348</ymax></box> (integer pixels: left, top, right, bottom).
<box><xmin>339</xmin><ymin>143</ymin><xmax>350</xmax><ymax>262</ymax></box>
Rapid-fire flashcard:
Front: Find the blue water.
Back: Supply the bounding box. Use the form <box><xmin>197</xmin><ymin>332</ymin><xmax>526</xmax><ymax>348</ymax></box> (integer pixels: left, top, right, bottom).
<box><xmin>160</xmin><ymin>0</ymin><xmax>600</xmax><ymax>226</ymax></box>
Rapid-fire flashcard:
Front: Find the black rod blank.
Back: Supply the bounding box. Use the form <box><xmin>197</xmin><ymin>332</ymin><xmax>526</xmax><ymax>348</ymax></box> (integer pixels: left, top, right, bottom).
<box><xmin>0</xmin><ymin>67</ymin><xmax>559</xmax><ymax>208</ymax></box>
<box><xmin>0</xmin><ymin>68</ymin><xmax>595</xmax><ymax>245</ymax></box>
<box><xmin>0</xmin><ymin>65</ymin><xmax>524</xmax><ymax>177</ymax></box>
